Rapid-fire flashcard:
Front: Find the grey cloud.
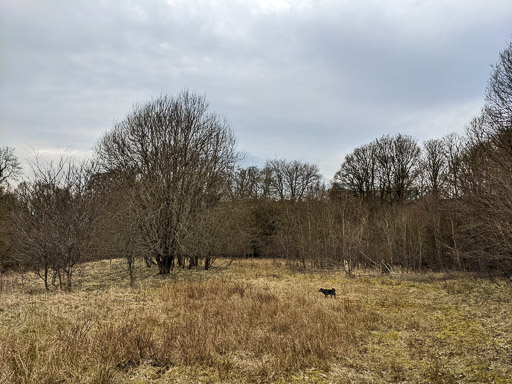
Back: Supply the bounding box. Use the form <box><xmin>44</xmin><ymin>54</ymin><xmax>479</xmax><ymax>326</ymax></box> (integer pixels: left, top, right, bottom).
<box><xmin>1</xmin><ymin>0</ymin><xmax>511</xmax><ymax>179</ymax></box>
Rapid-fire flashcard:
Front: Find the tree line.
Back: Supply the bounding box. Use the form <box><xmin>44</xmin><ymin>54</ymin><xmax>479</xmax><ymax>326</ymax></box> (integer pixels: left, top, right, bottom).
<box><xmin>1</xmin><ymin>41</ymin><xmax>511</xmax><ymax>289</ymax></box>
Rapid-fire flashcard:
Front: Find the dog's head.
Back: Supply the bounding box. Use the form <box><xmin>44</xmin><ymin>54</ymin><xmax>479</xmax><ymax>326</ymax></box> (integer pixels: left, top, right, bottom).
<box><xmin>318</xmin><ymin>288</ymin><xmax>324</xmax><ymax>293</ymax></box>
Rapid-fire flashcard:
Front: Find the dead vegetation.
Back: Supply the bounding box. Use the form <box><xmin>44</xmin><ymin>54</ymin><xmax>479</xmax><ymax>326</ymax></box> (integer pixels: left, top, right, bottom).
<box><xmin>0</xmin><ymin>258</ymin><xmax>511</xmax><ymax>383</ymax></box>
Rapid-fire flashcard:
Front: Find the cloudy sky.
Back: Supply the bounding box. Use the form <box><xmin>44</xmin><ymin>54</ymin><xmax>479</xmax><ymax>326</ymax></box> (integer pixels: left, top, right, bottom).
<box><xmin>1</xmin><ymin>0</ymin><xmax>511</xmax><ymax>179</ymax></box>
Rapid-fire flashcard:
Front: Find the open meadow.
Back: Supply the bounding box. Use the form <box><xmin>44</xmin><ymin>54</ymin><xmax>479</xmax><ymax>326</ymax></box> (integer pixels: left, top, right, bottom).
<box><xmin>0</xmin><ymin>258</ymin><xmax>511</xmax><ymax>384</ymax></box>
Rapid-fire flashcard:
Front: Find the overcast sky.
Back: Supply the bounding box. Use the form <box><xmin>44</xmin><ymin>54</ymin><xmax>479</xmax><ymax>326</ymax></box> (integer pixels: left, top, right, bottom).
<box><xmin>1</xmin><ymin>0</ymin><xmax>511</xmax><ymax>179</ymax></box>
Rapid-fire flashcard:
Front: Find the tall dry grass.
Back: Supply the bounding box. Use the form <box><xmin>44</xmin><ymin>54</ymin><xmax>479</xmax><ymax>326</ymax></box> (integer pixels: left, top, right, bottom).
<box><xmin>0</xmin><ymin>263</ymin><xmax>376</xmax><ymax>383</ymax></box>
<box><xmin>1</xmin><ymin>259</ymin><xmax>511</xmax><ymax>383</ymax></box>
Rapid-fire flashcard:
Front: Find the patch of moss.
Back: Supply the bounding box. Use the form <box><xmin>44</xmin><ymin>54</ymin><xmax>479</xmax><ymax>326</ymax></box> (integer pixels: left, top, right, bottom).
<box><xmin>436</xmin><ymin>315</ymin><xmax>491</xmax><ymax>348</ymax></box>
<box><xmin>464</xmin><ymin>363</ymin><xmax>512</xmax><ymax>383</ymax></box>
<box><xmin>372</xmin><ymin>330</ymin><xmax>402</xmax><ymax>344</ymax></box>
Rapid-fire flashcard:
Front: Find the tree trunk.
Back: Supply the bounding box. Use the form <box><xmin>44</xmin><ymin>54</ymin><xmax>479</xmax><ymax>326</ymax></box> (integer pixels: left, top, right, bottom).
<box><xmin>57</xmin><ymin>269</ymin><xmax>63</xmax><ymax>290</ymax></box>
<box><xmin>450</xmin><ymin>213</ymin><xmax>462</xmax><ymax>270</ymax></box>
<box><xmin>189</xmin><ymin>255</ymin><xmax>199</xmax><ymax>269</ymax></box>
<box><xmin>156</xmin><ymin>248</ymin><xmax>174</xmax><ymax>274</ymax></box>
<box><xmin>144</xmin><ymin>256</ymin><xmax>154</xmax><ymax>268</ymax></box>
<box><xmin>127</xmin><ymin>257</ymin><xmax>135</xmax><ymax>286</ymax></box>
<box><xmin>44</xmin><ymin>265</ymin><xmax>49</xmax><ymax>291</ymax></box>
<box><xmin>177</xmin><ymin>254</ymin><xmax>185</xmax><ymax>268</ymax></box>
<box><xmin>66</xmin><ymin>267</ymin><xmax>72</xmax><ymax>291</ymax></box>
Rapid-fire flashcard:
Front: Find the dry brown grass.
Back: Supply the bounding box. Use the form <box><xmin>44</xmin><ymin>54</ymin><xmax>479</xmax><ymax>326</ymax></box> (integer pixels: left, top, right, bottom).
<box><xmin>0</xmin><ymin>259</ymin><xmax>511</xmax><ymax>383</ymax></box>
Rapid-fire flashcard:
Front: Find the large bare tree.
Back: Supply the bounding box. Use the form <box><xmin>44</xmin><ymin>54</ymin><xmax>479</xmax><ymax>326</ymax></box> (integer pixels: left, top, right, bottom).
<box><xmin>95</xmin><ymin>91</ymin><xmax>238</xmax><ymax>274</ymax></box>
<box><xmin>334</xmin><ymin>142</ymin><xmax>377</xmax><ymax>200</ymax></box>
<box><xmin>12</xmin><ymin>157</ymin><xmax>98</xmax><ymax>290</ymax></box>
<box><xmin>484</xmin><ymin>40</ymin><xmax>512</xmax><ymax>162</ymax></box>
<box><xmin>336</xmin><ymin>134</ymin><xmax>420</xmax><ymax>204</ymax></box>
<box><xmin>455</xmin><ymin>41</ymin><xmax>512</xmax><ymax>271</ymax></box>
<box><xmin>264</xmin><ymin>159</ymin><xmax>321</xmax><ymax>201</ymax></box>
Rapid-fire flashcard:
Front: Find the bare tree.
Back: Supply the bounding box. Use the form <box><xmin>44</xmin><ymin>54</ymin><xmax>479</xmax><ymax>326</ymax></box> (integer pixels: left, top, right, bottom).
<box><xmin>338</xmin><ymin>134</ymin><xmax>420</xmax><ymax>203</ymax></box>
<box><xmin>442</xmin><ymin>132</ymin><xmax>464</xmax><ymax>198</ymax></box>
<box><xmin>259</xmin><ymin>165</ymin><xmax>274</xmax><ymax>200</ymax></box>
<box><xmin>334</xmin><ymin>142</ymin><xmax>377</xmax><ymax>200</ymax></box>
<box><xmin>421</xmin><ymin>139</ymin><xmax>447</xmax><ymax>197</ymax></box>
<box><xmin>183</xmin><ymin>201</ymin><xmax>252</xmax><ymax>269</ymax></box>
<box><xmin>0</xmin><ymin>147</ymin><xmax>22</xmax><ymax>189</ymax></box>
<box><xmin>264</xmin><ymin>159</ymin><xmax>321</xmax><ymax>201</ymax></box>
<box><xmin>452</xmin><ymin>41</ymin><xmax>512</xmax><ymax>272</ymax></box>
<box><xmin>284</xmin><ymin>160</ymin><xmax>321</xmax><ymax>200</ymax></box>
<box><xmin>95</xmin><ymin>91</ymin><xmax>239</xmax><ymax>274</ymax></box>
<box><xmin>12</xmin><ymin>157</ymin><xmax>98</xmax><ymax>290</ymax></box>
<box><xmin>88</xmin><ymin>169</ymin><xmax>145</xmax><ymax>286</ymax></box>
<box><xmin>483</xmin><ymin>40</ymin><xmax>512</xmax><ymax>165</ymax></box>
<box><xmin>389</xmin><ymin>134</ymin><xmax>421</xmax><ymax>202</ymax></box>
<box><xmin>231</xmin><ymin>166</ymin><xmax>262</xmax><ymax>199</ymax></box>
<box><xmin>0</xmin><ymin>147</ymin><xmax>22</xmax><ymax>268</ymax></box>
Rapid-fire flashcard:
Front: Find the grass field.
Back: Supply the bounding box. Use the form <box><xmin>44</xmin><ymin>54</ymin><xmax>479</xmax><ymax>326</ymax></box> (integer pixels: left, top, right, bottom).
<box><xmin>0</xmin><ymin>258</ymin><xmax>511</xmax><ymax>383</ymax></box>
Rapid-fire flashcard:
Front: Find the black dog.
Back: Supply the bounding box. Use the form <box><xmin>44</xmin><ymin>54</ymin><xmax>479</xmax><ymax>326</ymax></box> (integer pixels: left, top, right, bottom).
<box><xmin>319</xmin><ymin>288</ymin><xmax>336</xmax><ymax>298</ymax></box>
